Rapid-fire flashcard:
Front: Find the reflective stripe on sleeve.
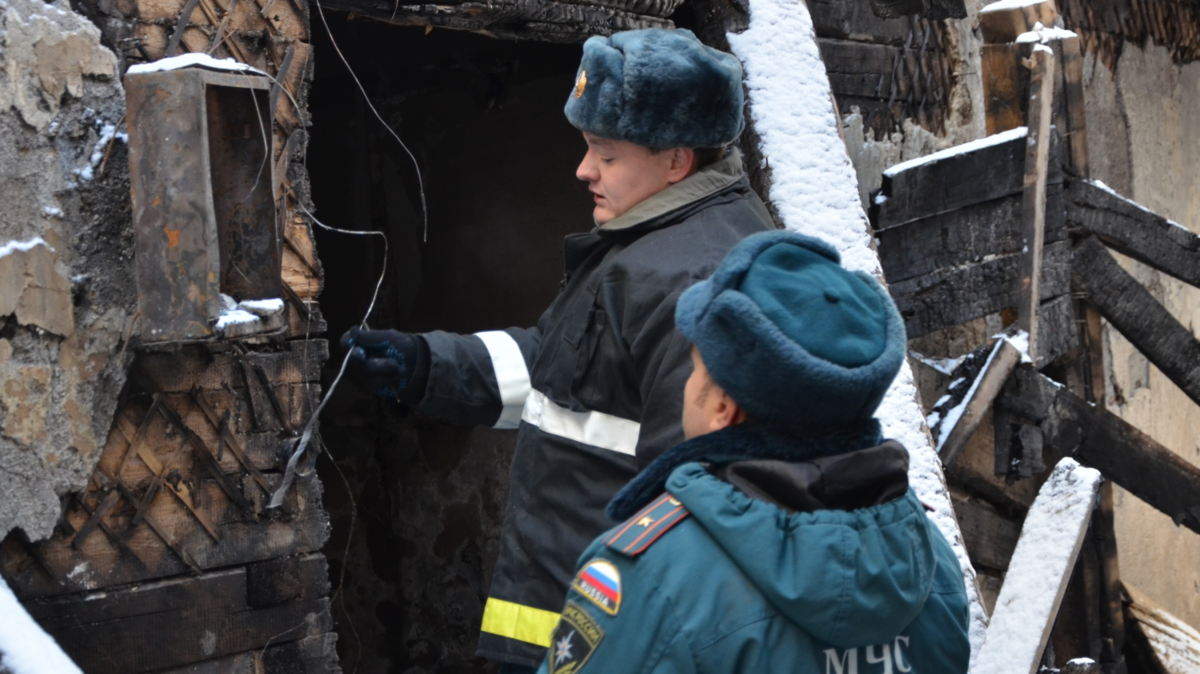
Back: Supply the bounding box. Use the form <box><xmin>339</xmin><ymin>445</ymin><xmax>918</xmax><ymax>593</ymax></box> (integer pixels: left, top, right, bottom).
<box><xmin>475</xmin><ymin>331</ymin><xmax>532</xmax><ymax>430</ymax></box>
<box><xmin>480</xmin><ymin>597</ymin><xmax>560</xmax><ymax>647</ymax></box>
<box><xmin>521</xmin><ymin>389</ymin><xmax>640</xmax><ymax>457</ymax></box>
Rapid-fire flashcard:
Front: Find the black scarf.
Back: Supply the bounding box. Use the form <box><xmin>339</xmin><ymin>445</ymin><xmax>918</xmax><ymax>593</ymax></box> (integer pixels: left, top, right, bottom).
<box><xmin>607</xmin><ymin>420</ymin><xmax>884</xmax><ymax>522</ymax></box>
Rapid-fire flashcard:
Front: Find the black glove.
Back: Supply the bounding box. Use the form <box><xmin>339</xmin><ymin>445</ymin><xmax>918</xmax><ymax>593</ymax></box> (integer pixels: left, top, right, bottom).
<box><xmin>340</xmin><ymin>327</ymin><xmax>430</xmax><ymax>402</ymax></box>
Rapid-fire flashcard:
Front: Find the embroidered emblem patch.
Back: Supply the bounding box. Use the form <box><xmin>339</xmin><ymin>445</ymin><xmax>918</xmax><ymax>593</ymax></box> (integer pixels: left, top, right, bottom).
<box><xmin>572</xmin><ymin>559</ymin><xmax>621</xmax><ymax>616</ymax></box>
<box><xmin>550</xmin><ymin>601</ymin><xmax>604</xmax><ymax>674</ymax></box>
<box><xmin>574</xmin><ymin>69</ymin><xmax>587</xmax><ymax>98</ymax></box>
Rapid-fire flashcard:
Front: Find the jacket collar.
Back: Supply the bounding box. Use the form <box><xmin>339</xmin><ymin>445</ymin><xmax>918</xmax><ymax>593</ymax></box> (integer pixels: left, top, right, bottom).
<box><xmin>596</xmin><ymin>148</ymin><xmax>746</xmax><ymax>233</ymax></box>
<box><xmin>607</xmin><ymin>420</ymin><xmax>884</xmax><ymax>521</ymax></box>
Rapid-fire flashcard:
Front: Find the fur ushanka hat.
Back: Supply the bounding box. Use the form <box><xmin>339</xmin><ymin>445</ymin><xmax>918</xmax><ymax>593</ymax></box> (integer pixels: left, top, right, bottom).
<box><xmin>564</xmin><ymin>28</ymin><xmax>745</xmax><ymax>149</ymax></box>
<box><xmin>676</xmin><ymin>231</ymin><xmax>907</xmax><ymax>430</ymax></box>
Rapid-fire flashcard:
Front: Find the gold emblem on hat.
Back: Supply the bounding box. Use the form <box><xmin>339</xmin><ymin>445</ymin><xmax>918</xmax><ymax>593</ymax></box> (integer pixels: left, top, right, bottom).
<box><xmin>575</xmin><ymin>69</ymin><xmax>587</xmax><ymax>98</ymax></box>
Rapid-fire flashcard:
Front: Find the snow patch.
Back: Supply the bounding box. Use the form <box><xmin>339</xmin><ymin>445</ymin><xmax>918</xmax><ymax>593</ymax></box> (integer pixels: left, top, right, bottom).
<box><xmin>728</xmin><ymin>0</ymin><xmax>990</xmax><ymax>661</ymax></box>
<box><xmin>41</xmin><ymin>206</ymin><xmax>62</xmax><ymax>218</ymax></box>
<box><xmin>127</xmin><ymin>53</ymin><xmax>266</xmax><ymax>76</ymax></box>
<box><xmin>238</xmin><ymin>298</ymin><xmax>284</xmax><ymax>315</ymax></box>
<box><xmin>216</xmin><ymin>309</ymin><xmax>258</xmax><ymax>329</ymax></box>
<box><xmin>883</xmin><ymin>127</ymin><xmax>1027</xmax><ymax>178</ymax></box>
<box><xmin>0</xmin><ymin>237</ymin><xmax>51</xmax><ymax>259</ymax></box>
<box><xmin>0</xmin><ymin>576</ymin><xmax>84</xmax><ymax>674</ymax></box>
<box><xmin>909</xmin><ymin>351</ymin><xmax>967</xmax><ymax>375</ymax></box>
<box><xmin>999</xmin><ymin>330</ymin><xmax>1033</xmax><ymax>364</ymax></box>
<box><xmin>979</xmin><ymin>0</ymin><xmax>1047</xmax><ymax>11</ymax></box>
<box><xmin>1015</xmin><ymin>21</ymin><xmax>1079</xmax><ymax>43</ymax></box>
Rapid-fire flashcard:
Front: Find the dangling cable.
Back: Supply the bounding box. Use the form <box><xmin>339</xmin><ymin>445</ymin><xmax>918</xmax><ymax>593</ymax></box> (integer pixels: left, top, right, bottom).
<box><xmin>311</xmin><ymin>0</ymin><xmax>429</xmax><ymax>241</ymax></box>
<box><xmin>267</xmin><ymin>203</ymin><xmax>387</xmax><ymax>509</ymax></box>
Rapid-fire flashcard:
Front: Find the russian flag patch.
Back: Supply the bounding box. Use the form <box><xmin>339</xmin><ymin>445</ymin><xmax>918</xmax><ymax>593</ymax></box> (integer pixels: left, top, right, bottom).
<box><xmin>572</xmin><ymin>559</ymin><xmax>621</xmax><ymax>616</ymax></box>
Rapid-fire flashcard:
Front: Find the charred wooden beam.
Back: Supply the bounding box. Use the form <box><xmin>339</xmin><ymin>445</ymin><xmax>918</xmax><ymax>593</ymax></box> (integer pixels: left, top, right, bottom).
<box><xmin>888</xmin><ymin>239</ymin><xmax>1071</xmax><ymax>339</ymax></box>
<box><xmin>1072</xmin><ymin>235</ymin><xmax>1200</xmax><ymax>410</ymax></box>
<box><xmin>876</xmin><ymin>185</ymin><xmax>1066</xmax><ymax>284</ymax></box>
<box><xmin>872</xmin><ymin>127</ymin><xmax>1061</xmax><ymax>228</ymax></box>
<box><xmin>867</xmin><ymin>0</ymin><xmax>965</xmax><ymax>21</ymax></box>
<box><xmin>23</xmin><ymin>554</ymin><xmax>332</xmax><ymax>674</ymax></box>
<box><xmin>1067</xmin><ymin>179</ymin><xmax>1200</xmax><ymax>289</ymax></box>
<box><xmin>1002</xmin><ymin>366</ymin><xmax>1200</xmax><ymax>535</ymax></box>
<box><xmin>321</xmin><ymin>0</ymin><xmax>673</xmax><ymax>42</ymax></box>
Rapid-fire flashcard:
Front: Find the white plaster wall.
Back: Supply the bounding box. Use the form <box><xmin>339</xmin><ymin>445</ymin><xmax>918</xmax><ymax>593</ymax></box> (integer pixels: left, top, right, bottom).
<box><xmin>1082</xmin><ymin>43</ymin><xmax>1200</xmax><ymax>629</ymax></box>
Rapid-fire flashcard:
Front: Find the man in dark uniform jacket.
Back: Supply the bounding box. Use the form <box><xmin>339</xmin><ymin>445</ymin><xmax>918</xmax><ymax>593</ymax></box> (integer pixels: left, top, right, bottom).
<box><xmin>343</xmin><ymin>28</ymin><xmax>774</xmax><ymax>671</ymax></box>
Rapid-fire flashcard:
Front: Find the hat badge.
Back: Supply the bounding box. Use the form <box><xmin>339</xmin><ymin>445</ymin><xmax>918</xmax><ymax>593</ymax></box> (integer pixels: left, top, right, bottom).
<box><xmin>574</xmin><ymin>69</ymin><xmax>587</xmax><ymax>98</ymax></box>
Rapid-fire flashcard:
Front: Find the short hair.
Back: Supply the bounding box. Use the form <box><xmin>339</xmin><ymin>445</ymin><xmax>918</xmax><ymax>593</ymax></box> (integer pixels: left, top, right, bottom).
<box><xmin>648</xmin><ymin>146</ymin><xmax>727</xmax><ymax>170</ymax></box>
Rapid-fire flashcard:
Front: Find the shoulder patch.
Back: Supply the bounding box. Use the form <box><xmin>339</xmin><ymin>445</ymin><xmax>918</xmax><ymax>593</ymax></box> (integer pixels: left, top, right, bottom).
<box><xmin>605</xmin><ymin>492</ymin><xmax>690</xmax><ymax>557</ymax></box>
<box><xmin>573</xmin><ymin>559</ymin><xmax>622</xmax><ymax>615</ymax></box>
<box><xmin>550</xmin><ymin>601</ymin><xmax>604</xmax><ymax>674</ymax></box>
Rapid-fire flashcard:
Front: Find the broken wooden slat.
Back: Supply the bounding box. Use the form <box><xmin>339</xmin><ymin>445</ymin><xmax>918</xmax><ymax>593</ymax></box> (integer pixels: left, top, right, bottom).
<box><xmin>166</xmin><ymin>0</ymin><xmax>201</xmax><ymax>56</ymax></box>
<box><xmin>190</xmin><ymin>388</ymin><xmax>273</xmax><ymax>494</ymax></box>
<box><xmin>1016</xmin><ymin>45</ymin><xmax>1054</xmax><ymax>361</ymax></box>
<box><xmin>935</xmin><ymin>339</ymin><xmax>1024</xmax><ymax>466</ymax></box>
<box><xmin>1002</xmin><ymin>367</ymin><xmax>1200</xmax><ymax>536</ymax></box>
<box><xmin>1072</xmin><ymin>235</ymin><xmax>1200</xmax><ymax>410</ymax></box>
<box><xmin>96</xmin><ymin>468</ymin><xmax>203</xmax><ymax>574</ymax></box>
<box><xmin>1092</xmin><ymin>481</ymin><xmax>1125</xmax><ymax>666</ymax></box>
<box><xmin>115</xmin><ymin>395</ymin><xmax>163</xmax><ymax>478</ymax></box>
<box><xmin>970</xmin><ymin>458</ymin><xmax>1102</xmax><ymax>674</ymax></box>
<box><xmin>150</xmin><ymin>396</ymin><xmax>255</xmax><ymax>513</ymax></box>
<box><xmin>888</xmin><ymin>239</ymin><xmax>1071</xmax><ymax>339</ymax></box>
<box><xmin>872</xmin><ymin>128</ymin><xmax>1061</xmax><ymax>229</ymax></box>
<box><xmin>876</xmin><ymin>184</ymin><xmax>1066</xmax><ymax>284</ymax></box>
<box><xmin>1067</xmin><ymin>179</ymin><xmax>1200</xmax><ymax>289</ymax></box>
<box><xmin>113</xmin><ymin>414</ymin><xmax>222</xmax><ymax>542</ymax></box>
<box><xmin>70</xmin><ymin>490</ymin><xmax>122</xmax><ymax>550</ymax></box>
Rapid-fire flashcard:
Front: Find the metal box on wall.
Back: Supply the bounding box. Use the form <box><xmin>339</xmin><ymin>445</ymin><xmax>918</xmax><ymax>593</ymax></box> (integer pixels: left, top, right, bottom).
<box><xmin>126</xmin><ymin>65</ymin><xmax>280</xmax><ymax>342</ymax></box>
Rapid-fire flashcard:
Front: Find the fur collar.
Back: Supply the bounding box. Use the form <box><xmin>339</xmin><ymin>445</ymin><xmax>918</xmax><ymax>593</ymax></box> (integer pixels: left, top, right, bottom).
<box><xmin>607</xmin><ymin>420</ymin><xmax>883</xmax><ymax>522</ymax></box>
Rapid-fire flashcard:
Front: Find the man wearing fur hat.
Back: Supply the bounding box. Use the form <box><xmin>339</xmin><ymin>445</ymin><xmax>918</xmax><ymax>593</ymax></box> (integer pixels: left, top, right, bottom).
<box><xmin>342</xmin><ymin>29</ymin><xmax>773</xmax><ymax>671</ymax></box>
<box><xmin>540</xmin><ymin>231</ymin><xmax>971</xmax><ymax>674</ymax></box>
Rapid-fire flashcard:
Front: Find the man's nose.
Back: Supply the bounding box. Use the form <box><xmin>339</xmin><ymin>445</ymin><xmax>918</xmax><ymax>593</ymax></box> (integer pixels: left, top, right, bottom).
<box><xmin>576</xmin><ymin>153</ymin><xmax>597</xmax><ymax>182</ymax></box>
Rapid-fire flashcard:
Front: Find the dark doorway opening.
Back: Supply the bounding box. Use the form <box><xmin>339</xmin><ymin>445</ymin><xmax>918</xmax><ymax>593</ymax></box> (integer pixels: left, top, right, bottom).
<box><xmin>304</xmin><ymin>14</ymin><xmax>585</xmax><ymax>673</ymax></box>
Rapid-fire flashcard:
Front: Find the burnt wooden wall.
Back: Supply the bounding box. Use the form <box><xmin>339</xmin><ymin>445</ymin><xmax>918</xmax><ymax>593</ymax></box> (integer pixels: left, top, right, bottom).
<box><xmin>1060</xmin><ymin>0</ymin><xmax>1200</xmax><ymax>69</ymax></box>
<box><xmin>1</xmin><ymin>0</ymin><xmax>338</xmax><ymax>668</ymax></box>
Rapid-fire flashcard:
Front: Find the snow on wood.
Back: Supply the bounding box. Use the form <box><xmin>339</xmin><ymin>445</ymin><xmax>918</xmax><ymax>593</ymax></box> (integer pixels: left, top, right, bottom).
<box><xmin>1015</xmin><ymin>21</ymin><xmax>1079</xmax><ymax>43</ymax></box>
<box><xmin>238</xmin><ymin>298</ymin><xmax>284</xmax><ymax>316</ymax></box>
<box><xmin>125</xmin><ymin>53</ymin><xmax>266</xmax><ymax>76</ymax></box>
<box><xmin>727</xmin><ymin>0</ymin><xmax>990</xmax><ymax>662</ymax></box>
<box><xmin>883</xmin><ymin>126</ymin><xmax>1027</xmax><ymax>177</ymax></box>
<box><xmin>0</xmin><ymin>576</ymin><xmax>83</xmax><ymax>674</ymax></box>
<box><xmin>970</xmin><ymin>458</ymin><xmax>1102</xmax><ymax>674</ymax></box>
<box><xmin>979</xmin><ymin>0</ymin><xmax>1047</xmax><ymax>13</ymax></box>
<box><xmin>1126</xmin><ymin>584</ymin><xmax>1200</xmax><ymax>674</ymax></box>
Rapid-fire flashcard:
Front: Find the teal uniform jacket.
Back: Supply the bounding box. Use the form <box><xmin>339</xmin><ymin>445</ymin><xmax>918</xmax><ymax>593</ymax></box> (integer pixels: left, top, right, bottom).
<box><xmin>536</xmin><ymin>433</ymin><xmax>971</xmax><ymax>674</ymax></box>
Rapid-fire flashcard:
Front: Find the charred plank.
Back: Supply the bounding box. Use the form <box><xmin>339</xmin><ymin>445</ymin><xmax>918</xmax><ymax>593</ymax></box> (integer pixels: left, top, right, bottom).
<box><xmin>1002</xmin><ymin>367</ymin><xmax>1200</xmax><ymax>536</ymax></box>
<box><xmin>1072</xmin><ymin>235</ymin><xmax>1200</xmax><ymax>410</ymax></box>
<box><xmin>1067</xmin><ymin>179</ymin><xmax>1200</xmax><ymax>289</ymax></box>
<box><xmin>887</xmin><ymin>239</ymin><xmax>1071</xmax><ymax>339</ymax></box>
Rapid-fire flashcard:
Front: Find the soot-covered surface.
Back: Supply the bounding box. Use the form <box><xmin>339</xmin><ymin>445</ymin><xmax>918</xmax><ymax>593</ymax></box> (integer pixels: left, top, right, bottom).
<box><xmin>307</xmin><ymin>16</ymin><xmax>587</xmax><ymax>673</ymax></box>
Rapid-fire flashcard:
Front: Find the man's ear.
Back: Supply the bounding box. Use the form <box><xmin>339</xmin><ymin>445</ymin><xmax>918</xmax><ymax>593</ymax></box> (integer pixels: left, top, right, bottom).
<box><xmin>708</xmin><ymin>390</ymin><xmax>746</xmax><ymax>433</ymax></box>
<box><xmin>666</xmin><ymin>147</ymin><xmax>697</xmax><ymax>183</ymax></box>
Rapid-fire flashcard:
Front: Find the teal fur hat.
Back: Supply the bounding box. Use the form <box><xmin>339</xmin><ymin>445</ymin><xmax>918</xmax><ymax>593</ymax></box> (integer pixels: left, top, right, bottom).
<box><xmin>675</xmin><ymin>231</ymin><xmax>907</xmax><ymax>430</ymax></box>
<box><xmin>564</xmin><ymin>28</ymin><xmax>745</xmax><ymax>149</ymax></box>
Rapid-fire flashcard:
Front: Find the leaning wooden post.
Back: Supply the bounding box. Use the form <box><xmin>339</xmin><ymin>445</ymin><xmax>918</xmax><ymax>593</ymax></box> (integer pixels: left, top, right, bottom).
<box><xmin>970</xmin><ymin>459</ymin><xmax>1103</xmax><ymax>674</ymax></box>
<box><xmin>1017</xmin><ymin>45</ymin><xmax>1054</xmax><ymax>362</ymax></box>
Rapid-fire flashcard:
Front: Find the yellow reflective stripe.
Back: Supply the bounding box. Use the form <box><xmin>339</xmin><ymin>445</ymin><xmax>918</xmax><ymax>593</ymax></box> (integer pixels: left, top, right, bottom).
<box><xmin>480</xmin><ymin>597</ymin><xmax>560</xmax><ymax>648</ymax></box>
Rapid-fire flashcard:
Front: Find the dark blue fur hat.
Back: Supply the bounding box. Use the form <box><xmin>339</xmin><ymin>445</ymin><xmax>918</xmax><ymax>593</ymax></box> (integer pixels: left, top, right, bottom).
<box><xmin>564</xmin><ymin>28</ymin><xmax>745</xmax><ymax>149</ymax></box>
<box><xmin>675</xmin><ymin>231</ymin><xmax>907</xmax><ymax>430</ymax></box>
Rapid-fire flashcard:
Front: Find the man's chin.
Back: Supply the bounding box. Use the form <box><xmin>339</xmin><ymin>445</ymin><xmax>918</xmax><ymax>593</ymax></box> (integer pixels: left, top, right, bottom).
<box><xmin>592</xmin><ymin>207</ymin><xmax>614</xmax><ymax>225</ymax></box>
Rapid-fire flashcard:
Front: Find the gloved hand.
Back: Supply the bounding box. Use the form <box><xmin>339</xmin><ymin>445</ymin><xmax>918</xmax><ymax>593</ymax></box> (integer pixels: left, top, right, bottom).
<box><xmin>340</xmin><ymin>327</ymin><xmax>430</xmax><ymax>402</ymax></box>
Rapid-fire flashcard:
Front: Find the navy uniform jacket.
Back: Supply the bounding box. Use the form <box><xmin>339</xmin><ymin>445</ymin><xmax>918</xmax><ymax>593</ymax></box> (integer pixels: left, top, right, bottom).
<box><xmin>412</xmin><ymin>150</ymin><xmax>774</xmax><ymax>665</ymax></box>
<box><xmin>539</xmin><ymin>428</ymin><xmax>972</xmax><ymax>674</ymax></box>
